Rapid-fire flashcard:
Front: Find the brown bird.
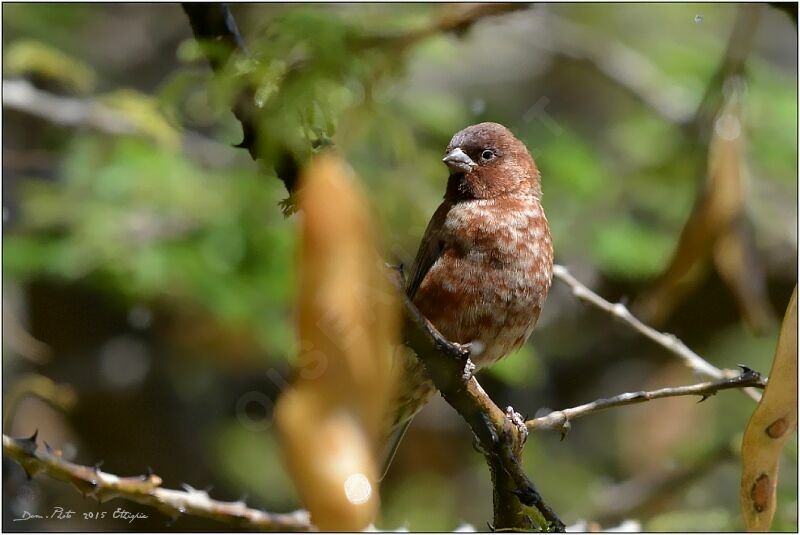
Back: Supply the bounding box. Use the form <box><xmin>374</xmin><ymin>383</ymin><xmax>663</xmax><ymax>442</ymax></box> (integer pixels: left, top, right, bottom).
<box><xmin>383</xmin><ymin>122</ymin><xmax>554</xmax><ymax>472</ymax></box>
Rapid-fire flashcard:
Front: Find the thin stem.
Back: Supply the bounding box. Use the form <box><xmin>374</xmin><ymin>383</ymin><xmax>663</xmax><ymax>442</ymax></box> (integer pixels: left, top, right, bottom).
<box><xmin>552</xmin><ymin>264</ymin><xmax>762</xmax><ymax>402</ymax></box>
<box><xmin>527</xmin><ymin>367</ymin><xmax>766</xmax><ymax>435</ymax></box>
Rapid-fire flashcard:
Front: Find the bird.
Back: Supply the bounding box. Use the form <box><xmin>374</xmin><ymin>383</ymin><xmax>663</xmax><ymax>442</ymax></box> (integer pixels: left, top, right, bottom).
<box><xmin>382</xmin><ymin>122</ymin><xmax>554</xmax><ymax>474</ymax></box>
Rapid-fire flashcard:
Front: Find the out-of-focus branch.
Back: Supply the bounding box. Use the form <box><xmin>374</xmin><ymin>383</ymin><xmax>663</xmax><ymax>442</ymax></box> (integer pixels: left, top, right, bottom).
<box><xmin>367</xmin><ymin>3</ymin><xmax>531</xmax><ymax>49</ymax></box>
<box><xmin>2</xmin><ymin>79</ymin><xmax>230</xmax><ymax>165</ymax></box>
<box><xmin>691</xmin><ymin>4</ymin><xmax>764</xmax><ymax>134</ymax></box>
<box><xmin>3</xmin><ymin>375</ymin><xmax>76</xmax><ymax>433</ymax></box>
<box><xmin>527</xmin><ymin>367</ymin><xmax>766</xmax><ymax>435</ymax></box>
<box><xmin>533</xmin><ymin>12</ymin><xmax>695</xmax><ymax>125</ymax></box>
<box><xmin>182</xmin><ymin>3</ymin><xmax>302</xmax><ymax>194</ymax></box>
<box><xmin>3</xmin><ymin>78</ymin><xmax>136</xmax><ymax>134</ymax></box>
<box><xmin>552</xmin><ymin>264</ymin><xmax>763</xmax><ymax>402</ymax></box>
<box><xmin>2</xmin><ymin>307</ymin><xmax>52</xmax><ymax>365</ymax></box>
<box><xmin>593</xmin><ymin>445</ymin><xmax>736</xmax><ymax>524</ymax></box>
<box><xmin>633</xmin><ymin>6</ymin><xmax>773</xmax><ymax>332</ymax></box>
<box><xmin>2</xmin><ymin>434</ymin><xmax>312</xmax><ymax>532</ymax></box>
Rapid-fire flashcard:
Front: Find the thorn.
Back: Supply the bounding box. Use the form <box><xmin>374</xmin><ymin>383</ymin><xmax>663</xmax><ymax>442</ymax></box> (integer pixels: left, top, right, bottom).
<box><xmin>737</xmin><ymin>364</ymin><xmax>755</xmax><ymax>376</ymax></box>
<box><xmin>145</xmin><ymin>466</ymin><xmax>153</xmax><ymax>477</ymax></box>
<box><xmin>93</xmin><ymin>461</ymin><xmax>104</xmax><ymax>473</ymax></box>
<box><xmin>26</xmin><ymin>430</ymin><xmax>39</xmax><ymax>444</ymax></box>
<box><xmin>237</xmin><ymin>493</ymin><xmax>249</xmax><ymax>505</ymax></box>
<box><xmin>697</xmin><ymin>393</ymin><xmax>715</xmax><ymax>403</ymax></box>
<box><xmin>204</xmin><ymin>484</ymin><xmax>214</xmax><ymax>493</ymax></box>
<box><xmin>181</xmin><ymin>483</ymin><xmax>196</xmax><ymax>493</ymax></box>
<box><xmin>559</xmin><ymin>420</ymin><xmax>571</xmax><ymax>441</ymax></box>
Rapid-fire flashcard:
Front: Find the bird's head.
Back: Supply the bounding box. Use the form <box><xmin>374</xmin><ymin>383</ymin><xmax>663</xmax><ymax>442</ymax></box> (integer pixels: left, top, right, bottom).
<box><xmin>442</xmin><ymin>122</ymin><xmax>540</xmax><ymax>200</ymax></box>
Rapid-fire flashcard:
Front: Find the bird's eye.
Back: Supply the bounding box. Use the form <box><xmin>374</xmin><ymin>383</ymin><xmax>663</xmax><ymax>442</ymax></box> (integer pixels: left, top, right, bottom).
<box><xmin>481</xmin><ymin>150</ymin><xmax>494</xmax><ymax>161</ymax></box>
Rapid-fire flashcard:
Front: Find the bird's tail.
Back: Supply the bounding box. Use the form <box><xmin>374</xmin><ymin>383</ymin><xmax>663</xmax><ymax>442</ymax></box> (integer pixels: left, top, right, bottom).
<box><xmin>378</xmin><ymin>349</ymin><xmax>438</xmax><ymax>480</ymax></box>
<box><xmin>378</xmin><ymin>418</ymin><xmax>413</xmax><ymax>481</ymax></box>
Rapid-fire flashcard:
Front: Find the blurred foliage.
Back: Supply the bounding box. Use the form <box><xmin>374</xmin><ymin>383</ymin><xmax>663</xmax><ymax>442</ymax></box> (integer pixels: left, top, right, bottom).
<box><xmin>4</xmin><ymin>39</ymin><xmax>96</xmax><ymax>94</ymax></box>
<box><xmin>2</xmin><ymin>3</ymin><xmax>796</xmax><ymax>532</ymax></box>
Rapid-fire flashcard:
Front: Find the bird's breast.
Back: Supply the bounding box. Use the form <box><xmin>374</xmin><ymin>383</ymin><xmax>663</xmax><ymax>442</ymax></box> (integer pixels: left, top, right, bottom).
<box><xmin>414</xmin><ymin>196</ymin><xmax>553</xmax><ymax>367</ymax></box>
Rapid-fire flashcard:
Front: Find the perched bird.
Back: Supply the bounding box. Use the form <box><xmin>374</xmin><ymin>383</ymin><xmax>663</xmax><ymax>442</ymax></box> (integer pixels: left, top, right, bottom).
<box><xmin>384</xmin><ymin>122</ymin><xmax>554</xmax><ymax>472</ymax></box>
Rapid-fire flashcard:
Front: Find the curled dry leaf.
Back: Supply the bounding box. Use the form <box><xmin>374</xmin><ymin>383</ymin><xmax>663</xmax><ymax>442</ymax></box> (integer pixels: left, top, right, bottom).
<box><xmin>636</xmin><ymin>80</ymin><xmax>773</xmax><ymax>332</ymax></box>
<box><xmin>274</xmin><ymin>154</ymin><xmax>400</xmax><ymax>531</ymax></box>
<box><xmin>740</xmin><ymin>287</ymin><xmax>797</xmax><ymax>531</ymax></box>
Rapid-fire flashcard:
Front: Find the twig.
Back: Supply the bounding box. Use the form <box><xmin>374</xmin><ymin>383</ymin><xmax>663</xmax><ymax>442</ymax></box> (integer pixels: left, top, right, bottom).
<box><xmin>526</xmin><ymin>366</ymin><xmax>766</xmax><ymax>434</ymax></box>
<box><xmin>2</xmin><ymin>433</ymin><xmax>312</xmax><ymax>532</ymax></box>
<box><xmin>552</xmin><ymin>264</ymin><xmax>762</xmax><ymax>402</ymax></box>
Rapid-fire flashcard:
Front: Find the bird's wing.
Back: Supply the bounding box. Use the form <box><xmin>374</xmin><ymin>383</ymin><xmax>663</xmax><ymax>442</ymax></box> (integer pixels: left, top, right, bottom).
<box><xmin>405</xmin><ymin>202</ymin><xmax>451</xmax><ymax>300</ymax></box>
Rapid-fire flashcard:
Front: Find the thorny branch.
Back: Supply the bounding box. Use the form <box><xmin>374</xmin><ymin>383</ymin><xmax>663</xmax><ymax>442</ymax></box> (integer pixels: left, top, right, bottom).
<box><xmin>552</xmin><ymin>265</ymin><xmax>763</xmax><ymax>402</ymax></box>
<box><xmin>3</xmin><ymin>434</ymin><xmax>312</xmax><ymax>532</ymax></box>
<box><xmin>527</xmin><ymin>366</ymin><xmax>767</xmax><ymax>435</ymax></box>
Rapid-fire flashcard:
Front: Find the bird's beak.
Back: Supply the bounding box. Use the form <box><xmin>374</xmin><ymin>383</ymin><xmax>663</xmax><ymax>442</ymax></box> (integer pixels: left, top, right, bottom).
<box><xmin>442</xmin><ymin>148</ymin><xmax>476</xmax><ymax>174</ymax></box>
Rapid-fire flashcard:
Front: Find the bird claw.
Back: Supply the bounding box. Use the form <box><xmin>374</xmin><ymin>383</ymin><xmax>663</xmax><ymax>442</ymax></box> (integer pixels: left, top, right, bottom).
<box><xmin>462</xmin><ymin>358</ymin><xmax>476</xmax><ymax>381</ymax></box>
<box><xmin>506</xmin><ymin>406</ymin><xmax>528</xmax><ymax>443</ymax></box>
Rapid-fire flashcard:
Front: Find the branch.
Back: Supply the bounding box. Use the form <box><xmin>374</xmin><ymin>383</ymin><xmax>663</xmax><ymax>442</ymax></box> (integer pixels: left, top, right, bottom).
<box><xmin>3</xmin><ymin>78</ymin><xmax>137</xmax><ymax>135</ymax></box>
<box><xmin>366</xmin><ymin>3</ymin><xmax>531</xmax><ymax>49</ymax></box>
<box><xmin>2</xmin><ymin>79</ymin><xmax>230</xmax><ymax>165</ymax></box>
<box><xmin>181</xmin><ymin>4</ymin><xmax>301</xmax><ymax>194</ymax></box>
<box><xmin>526</xmin><ymin>367</ymin><xmax>767</xmax><ymax>435</ymax></box>
<box><xmin>2</xmin><ymin>433</ymin><xmax>312</xmax><ymax>532</ymax></box>
<box><xmin>552</xmin><ymin>264</ymin><xmax>763</xmax><ymax>402</ymax></box>
<box><xmin>532</xmin><ymin>12</ymin><xmax>694</xmax><ymax>125</ymax></box>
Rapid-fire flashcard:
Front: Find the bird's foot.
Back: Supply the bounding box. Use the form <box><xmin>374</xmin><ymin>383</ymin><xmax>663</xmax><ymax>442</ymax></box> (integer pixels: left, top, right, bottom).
<box><xmin>506</xmin><ymin>406</ymin><xmax>529</xmax><ymax>444</ymax></box>
<box><xmin>462</xmin><ymin>357</ymin><xmax>476</xmax><ymax>381</ymax></box>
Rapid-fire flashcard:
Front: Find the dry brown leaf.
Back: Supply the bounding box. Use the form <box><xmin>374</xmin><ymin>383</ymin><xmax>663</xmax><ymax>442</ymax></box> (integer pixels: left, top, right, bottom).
<box><xmin>740</xmin><ymin>287</ymin><xmax>797</xmax><ymax>532</ymax></box>
<box><xmin>636</xmin><ymin>81</ymin><xmax>773</xmax><ymax>332</ymax></box>
<box><xmin>274</xmin><ymin>154</ymin><xmax>400</xmax><ymax>531</ymax></box>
